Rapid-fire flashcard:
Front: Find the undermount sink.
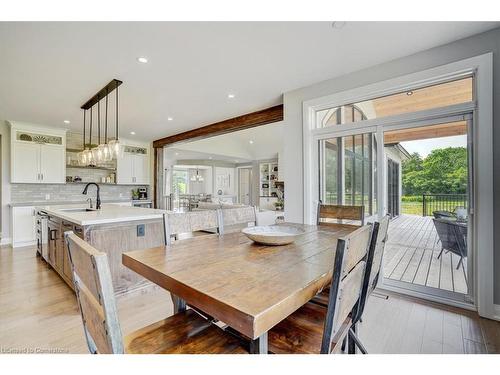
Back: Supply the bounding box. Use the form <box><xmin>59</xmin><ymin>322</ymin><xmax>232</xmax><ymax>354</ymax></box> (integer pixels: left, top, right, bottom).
<box><xmin>58</xmin><ymin>208</ymin><xmax>96</xmax><ymax>212</ymax></box>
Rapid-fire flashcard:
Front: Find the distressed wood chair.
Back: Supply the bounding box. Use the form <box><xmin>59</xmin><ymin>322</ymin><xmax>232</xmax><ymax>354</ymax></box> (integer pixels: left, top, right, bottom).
<box><xmin>65</xmin><ymin>232</ymin><xmax>248</xmax><ymax>354</ymax></box>
<box><xmin>163</xmin><ymin>210</ymin><xmax>220</xmax><ymax>246</ymax></box>
<box><xmin>309</xmin><ymin>216</ymin><xmax>390</xmax><ymax>353</ymax></box>
<box><xmin>267</xmin><ymin>224</ymin><xmax>374</xmax><ymax>354</ymax></box>
<box><xmin>317</xmin><ymin>202</ymin><xmax>365</xmax><ymax>227</ymax></box>
<box><xmin>218</xmin><ymin>206</ymin><xmax>257</xmax><ymax>234</ymax></box>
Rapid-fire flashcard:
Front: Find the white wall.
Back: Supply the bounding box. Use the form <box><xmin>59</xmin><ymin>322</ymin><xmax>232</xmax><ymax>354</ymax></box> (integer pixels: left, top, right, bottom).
<box><xmin>282</xmin><ymin>27</ymin><xmax>500</xmax><ymax>302</ymax></box>
<box><xmin>0</xmin><ymin>121</ymin><xmax>11</xmax><ymax>244</ymax></box>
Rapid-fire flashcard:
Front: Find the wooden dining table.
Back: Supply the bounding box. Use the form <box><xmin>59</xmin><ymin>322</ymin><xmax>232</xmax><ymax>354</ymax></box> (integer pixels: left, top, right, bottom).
<box><xmin>122</xmin><ymin>222</ymin><xmax>357</xmax><ymax>354</ymax></box>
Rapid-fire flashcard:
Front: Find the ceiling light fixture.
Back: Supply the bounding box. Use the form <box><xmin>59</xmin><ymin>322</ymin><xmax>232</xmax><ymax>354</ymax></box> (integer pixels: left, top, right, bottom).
<box><xmin>137</xmin><ymin>57</ymin><xmax>148</xmax><ymax>63</ymax></box>
<box><xmin>167</xmin><ymin>117</ymin><xmax>173</xmax><ymax>121</ymax></box>
<box><xmin>209</xmin><ymin>156</ymin><xmax>213</xmax><ymax>159</ymax></box>
<box><xmin>130</xmin><ymin>131</ymin><xmax>136</xmax><ymax>135</ymax></box>
<box><xmin>63</xmin><ymin>120</ymin><xmax>70</xmax><ymax>124</ymax></box>
<box><xmin>175</xmin><ymin>152</ymin><xmax>179</xmax><ymax>156</ymax></box>
<box><xmin>406</xmin><ymin>91</ymin><xmax>414</xmax><ymax>96</ymax></box>
<box><xmin>78</xmin><ymin>79</ymin><xmax>123</xmax><ymax>167</ymax></box>
<box><xmin>249</xmin><ymin>140</ymin><xmax>254</xmax><ymax>144</ymax></box>
<box><xmin>227</xmin><ymin>93</ymin><xmax>235</xmax><ymax>99</ymax></box>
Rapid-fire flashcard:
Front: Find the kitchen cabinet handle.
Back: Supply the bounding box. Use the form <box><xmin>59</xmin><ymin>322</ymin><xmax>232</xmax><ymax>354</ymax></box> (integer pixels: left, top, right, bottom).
<box><xmin>50</xmin><ymin>229</ymin><xmax>57</xmax><ymax>241</ymax></box>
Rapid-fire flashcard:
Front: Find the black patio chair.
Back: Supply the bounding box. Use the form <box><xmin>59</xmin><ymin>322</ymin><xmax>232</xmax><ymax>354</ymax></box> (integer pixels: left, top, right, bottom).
<box><xmin>433</xmin><ymin>218</ymin><xmax>467</xmax><ymax>269</ymax></box>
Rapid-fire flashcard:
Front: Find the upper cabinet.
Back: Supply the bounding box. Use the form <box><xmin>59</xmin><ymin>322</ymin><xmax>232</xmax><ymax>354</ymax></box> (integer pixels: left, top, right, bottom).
<box><xmin>10</xmin><ymin>122</ymin><xmax>67</xmax><ymax>184</ymax></box>
<box><xmin>116</xmin><ymin>144</ymin><xmax>150</xmax><ymax>185</ymax></box>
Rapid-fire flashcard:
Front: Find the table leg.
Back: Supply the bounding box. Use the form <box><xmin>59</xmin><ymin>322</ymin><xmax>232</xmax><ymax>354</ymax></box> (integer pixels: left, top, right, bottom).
<box><xmin>249</xmin><ymin>332</ymin><xmax>268</xmax><ymax>354</ymax></box>
<box><xmin>171</xmin><ymin>294</ymin><xmax>186</xmax><ymax>313</ymax></box>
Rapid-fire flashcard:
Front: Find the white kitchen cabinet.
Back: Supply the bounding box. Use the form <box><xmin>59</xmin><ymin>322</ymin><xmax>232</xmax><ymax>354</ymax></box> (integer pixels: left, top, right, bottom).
<box><xmin>10</xmin><ymin>122</ymin><xmax>66</xmax><ymax>184</ymax></box>
<box><xmin>11</xmin><ymin>142</ymin><xmax>40</xmax><ymax>183</ymax></box>
<box><xmin>39</xmin><ymin>144</ymin><xmax>65</xmax><ymax>183</ymax></box>
<box><xmin>117</xmin><ymin>145</ymin><xmax>150</xmax><ymax>185</ymax></box>
<box><xmin>12</xmin><ymin>206</ymin><xmax>37</xmax><ymax>248</ymax></box>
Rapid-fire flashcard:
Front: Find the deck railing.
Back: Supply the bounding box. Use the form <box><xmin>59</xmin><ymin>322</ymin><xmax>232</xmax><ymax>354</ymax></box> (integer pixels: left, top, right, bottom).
<box><xmin>422</xmin><ymin>194</ymin><xmax>467</xmax><ymax>217</ymax></box>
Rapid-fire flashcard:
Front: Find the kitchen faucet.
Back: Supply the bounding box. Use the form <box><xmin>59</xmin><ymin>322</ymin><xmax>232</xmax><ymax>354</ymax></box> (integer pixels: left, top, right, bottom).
<box><xmin>82</xmin><ymin>183</ymin><xmax>101</xmax><ymax>210</ymax></box>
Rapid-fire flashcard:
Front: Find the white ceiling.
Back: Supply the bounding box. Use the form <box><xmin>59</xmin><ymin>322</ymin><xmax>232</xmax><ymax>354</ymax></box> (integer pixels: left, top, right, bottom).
<box><xmin>0</xmin><ymin>22</ymin><xmax>498</xmax><ymax>141</ymax></box>
<box><xmin>168</xmin><ymin>121</ymin><xmax>283</xmax><ymax>162</ymax></box>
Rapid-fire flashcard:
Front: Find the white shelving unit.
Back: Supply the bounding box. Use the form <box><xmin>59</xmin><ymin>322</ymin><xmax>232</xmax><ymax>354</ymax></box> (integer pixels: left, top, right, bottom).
<box><xmin>259</xmin><ymin>161</ymin><xmax>279</xmax><ymax>197</ymax></box>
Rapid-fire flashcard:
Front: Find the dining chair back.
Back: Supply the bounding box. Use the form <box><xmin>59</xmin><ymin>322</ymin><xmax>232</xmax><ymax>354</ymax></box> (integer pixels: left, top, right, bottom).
<box><xmin>367</xmin><ymin>215</ymin><xmax>390</xmax><ymax>295</ymax></box>
<box><xmin>66</xmin><ymin>231</ymin><xmax>249</xmax><ymax>354</ymax></box>
<box><xmin>317</xmin><ymin>202</ymin><xmax>365</xmax><ymax>226</ymax></box>
<box><xmin>163</xmin><ymin>210</ymin><xmax>220</xmax><ymax>245</ymax></box>
<box><xmin>219</xmin><ymin>206</ymin><xmax>257</xmax><ymax>234</ymax></box>
<box><xmin>65</xmin><ymin>232</ymin><xmax>124</xmax><ymax>354</ymax></box>
<box><xmin>321</xmin><ymin>224</ymin><xmax>372</xmax><ymax>353</ymax></box>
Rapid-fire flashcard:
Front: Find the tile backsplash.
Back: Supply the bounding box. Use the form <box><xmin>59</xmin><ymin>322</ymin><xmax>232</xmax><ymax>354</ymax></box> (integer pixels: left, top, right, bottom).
<box><xmin>11</xmin><ymin>183</ymin><xmax>147</xmax><ymax>203</ymax></box>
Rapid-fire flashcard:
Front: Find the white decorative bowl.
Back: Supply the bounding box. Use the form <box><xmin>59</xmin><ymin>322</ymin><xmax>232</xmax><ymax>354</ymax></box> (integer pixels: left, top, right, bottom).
<box><xmin>241</xmin><ymin>225</ymin><xmax>305</xmax><ymax>246</ymax></box>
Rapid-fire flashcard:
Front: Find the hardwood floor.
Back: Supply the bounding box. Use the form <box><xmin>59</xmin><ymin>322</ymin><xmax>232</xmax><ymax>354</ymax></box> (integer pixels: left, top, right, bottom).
<box><xmin>384</xmin><ymin>215</ymin><xmax>468</xmax><ymax>294</ymax></box>
<box><xmin>1</xmin><ymin>245</ymin><xmax>498</xmax><ymax>354</ymax></box>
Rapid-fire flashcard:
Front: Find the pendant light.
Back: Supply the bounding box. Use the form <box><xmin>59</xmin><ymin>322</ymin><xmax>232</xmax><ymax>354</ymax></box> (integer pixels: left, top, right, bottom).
<box><xmin>80</xmin><ymin>79</ymin><xmax>123</xmax><ymax>166</ymax></box>
<box><xmin>91</xmin><ymin>98</ymin><xmax>102</xmax><ymax>163</ymax></box>
<box><xmin>101</xmin><ymin>90</ymin><xmax>113</xmax><ymax>162</ymax></box>
<box><xmin>108</xmin><ymin>84</ymin><xmax>122</xmax><ymax>158</ymax></box>
<box><xmin>190</xmin><ymin>167</ymin><xmax>204</xmax><ymax>182</ymax></box>
<box><xmin>77</xmin><ymin>110</ymin><xmax>87</xmax><ymax>165</ymax></box>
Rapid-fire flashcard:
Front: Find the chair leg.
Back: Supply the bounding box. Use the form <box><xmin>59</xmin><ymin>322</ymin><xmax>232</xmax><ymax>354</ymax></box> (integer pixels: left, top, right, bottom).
<box><xmin>348</xmin><ymin>327</ymin><xmax>368</xmax><ymax>354</ymax></box>
<box><xmin>348</xmin><ymin>324</ymin><xmax>356</xmax><ymax>354</ymax></box>
<box><xmin>456</xmin><ymin>256</ymin><xmax>463</xmax><ymax>270</ymax></box>
<box><xmin>437</xmin><ymin>247</ymin><xmax>445</xmax><ymax>259</ymax></box>
<box><xmin>341</xmin><ymin>337</ymin><xmax>347</xmax><ymax>352</ymax></box>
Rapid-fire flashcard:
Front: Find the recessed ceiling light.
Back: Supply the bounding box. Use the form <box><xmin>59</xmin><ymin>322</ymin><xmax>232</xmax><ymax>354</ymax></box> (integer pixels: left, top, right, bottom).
<box><xmin>167</xmin><ymin>117</ymin><xmax>173</xmax><ymax>121</ymax></box>
<box><xmin>331</xmin><ymin>21</ymin><xmax>346</xmax><ymax>29</ymax></box>
<box><xmin>130</xmin><ymin>131</ymin><xmax>136</xmax><ymax>135</ymax></box>
<box><xmin>63</xmin><ymin>120</ymin><xmax>70</xmax><ymax>124</ymax></box>
<box><xmin>406</xmin><ymin>91</ymin><xmax>414</xmax><ymax>96</ymax></box>
<box><xmin>249</xmin><ymin>140</ymin><xmax>254</xmax><ymax>144</ymax></box>
<box><xmin>209</xmin><ymin>156</ymin><xmax>213</xmax><ymax>160</ymax></box>
<box><xmin>227</xmin><ymin>93</ymin><xmax>235</xmax><ymax>99</ymax></box>
<box><xmin>175</xmin><ymin>152</ymin><xmax>179</xmax><ymax>156</ymax></box>
<box><xmin>137</xmin><ymin>57</ymin><xmax>148</xmax><ymax>63</ymax></box>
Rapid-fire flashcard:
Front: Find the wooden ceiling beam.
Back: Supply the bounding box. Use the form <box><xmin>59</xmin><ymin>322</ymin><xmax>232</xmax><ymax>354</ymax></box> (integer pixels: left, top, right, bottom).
<box><xmin>153</xmin><ymin>104</ymin><xmax>284</xmax><ymax>148</ymax></box>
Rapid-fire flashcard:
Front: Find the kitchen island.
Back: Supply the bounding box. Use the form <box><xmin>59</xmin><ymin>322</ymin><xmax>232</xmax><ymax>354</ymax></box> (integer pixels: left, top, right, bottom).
<box><xmin>37</xmin><ymin>203</ymin><xmax>166</xmax><ymax>295</ymax></box>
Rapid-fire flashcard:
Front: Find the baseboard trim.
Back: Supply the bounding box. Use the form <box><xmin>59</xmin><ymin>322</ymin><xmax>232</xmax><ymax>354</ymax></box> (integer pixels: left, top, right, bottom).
<box><xmin>1</xmin><ymin>237</ymin><xmax>12</xmax><ymax>246</ymax></box>
<box><xmin>493</xmin><ymin>304</ymin><xmax>500</xmax><ymax>321</ymax></box>
<box><xmin>12</xmin><ymin>240</ymin><xmax>36</xmax><ymax>248</ymax></box>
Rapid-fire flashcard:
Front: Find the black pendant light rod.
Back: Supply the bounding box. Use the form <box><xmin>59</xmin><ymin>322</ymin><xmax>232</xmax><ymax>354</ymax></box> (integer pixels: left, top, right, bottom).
<box><xmin>105</xmin><ymin>89</ymin><xmax>108</xmax><ymax>143</ymax></box>
<box><xmin>89</xmin><ymin>106</ymin><xmax>93</xmax><ymax>147</ymax></box>
<box><xmin>83</xmin><ymin>109</ymin><xmax>86</xmax><ymax>150</ymax></box>
<box><xmin>80</xmin><ymin>79</ymin><xmax>122</xmax><ymax>110</ymax></box>
<box><xmin>115</xmin><ymin>84</ymin><xmax>119</xmax><ymax>141</ymax></box>
<box><xmin>97</xmin><ymin>98</ymin><xmax>101</xmax><ymax>144</ymax></box>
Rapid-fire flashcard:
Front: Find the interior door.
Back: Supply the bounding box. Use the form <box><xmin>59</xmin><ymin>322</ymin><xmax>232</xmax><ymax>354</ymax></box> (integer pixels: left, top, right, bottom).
<box><xmin>12</xmin><ymin>142</ymin><xmax>40</xmax><ymax>183</ymax></box>
<box><xmin>40</xmin><ymin>144</ymin><xmax>65</xmax><ymax>183</ymax></box>
<box><xmin>238</xmin><ymin>168</ymin><xmax>251</xmax><ymax>205</ymax></box>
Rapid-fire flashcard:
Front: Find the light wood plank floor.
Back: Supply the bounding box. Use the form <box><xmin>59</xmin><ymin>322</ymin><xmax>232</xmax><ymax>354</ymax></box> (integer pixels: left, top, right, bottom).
<box><xmin>1</xmin><ymin>245</ymin><xmax>498</xmax><ymax>354</ymax></box>
<box><xmin>383</xmin><ymin>214</ymin><xmax>468</xmax><ymax>294</ymax></box>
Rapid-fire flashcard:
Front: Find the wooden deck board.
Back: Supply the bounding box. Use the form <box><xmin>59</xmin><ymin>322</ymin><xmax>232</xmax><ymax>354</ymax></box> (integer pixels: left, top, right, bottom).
<box><xmin>383</xmin><ymin>214</ymin><xmax>468</xmax><ymax>294</ymax></box>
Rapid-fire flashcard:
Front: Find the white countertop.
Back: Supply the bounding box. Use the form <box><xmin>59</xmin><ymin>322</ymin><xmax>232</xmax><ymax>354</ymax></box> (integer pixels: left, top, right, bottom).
<box><xmin>36</xmin><ymin>203</ymin><xmax>166</xmax><ymax>226</ymax></box>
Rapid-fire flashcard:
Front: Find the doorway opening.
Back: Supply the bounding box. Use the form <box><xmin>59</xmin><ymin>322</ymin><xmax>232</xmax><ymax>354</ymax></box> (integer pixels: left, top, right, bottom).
<box><xmin>382</xmin><ymin>120</ymin><xmax>471</xmax><ymax>303</ymax></box>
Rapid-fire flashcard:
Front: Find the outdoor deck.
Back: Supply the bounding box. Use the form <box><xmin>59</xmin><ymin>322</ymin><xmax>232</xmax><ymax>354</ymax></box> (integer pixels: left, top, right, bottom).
<box><xmin>383</xmin><ymin>214</ymin><xmax>468</xmax><ymax>294</ymax></box>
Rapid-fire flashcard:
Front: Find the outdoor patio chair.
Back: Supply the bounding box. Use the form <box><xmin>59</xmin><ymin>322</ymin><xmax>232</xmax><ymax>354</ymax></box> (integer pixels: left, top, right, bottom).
<box><xmin>433</xmin><ymin>218</ymin><xmax>467</xmax><ymax>269</ymax></box>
